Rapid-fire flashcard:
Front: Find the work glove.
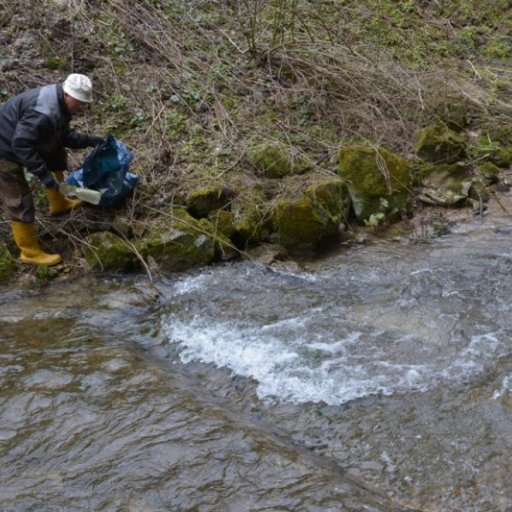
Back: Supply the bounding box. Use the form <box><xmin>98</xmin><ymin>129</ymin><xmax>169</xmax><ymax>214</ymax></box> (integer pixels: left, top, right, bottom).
<box><xmin>87</xmin><ymin>135</ymin><xmax>105</xmax><ymax>148</ymax></box>
<box><xmin>41</xmin><ymin>173</ymin><xmax>59</xmax><ymax>190</ymax></box>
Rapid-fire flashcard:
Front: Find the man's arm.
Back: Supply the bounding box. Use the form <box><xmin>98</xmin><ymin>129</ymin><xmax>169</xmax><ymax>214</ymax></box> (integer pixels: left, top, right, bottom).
<box><xmin>63</xmin><ymin>127</ymin><xmax>104</xmax><ymax>149</ymax></box>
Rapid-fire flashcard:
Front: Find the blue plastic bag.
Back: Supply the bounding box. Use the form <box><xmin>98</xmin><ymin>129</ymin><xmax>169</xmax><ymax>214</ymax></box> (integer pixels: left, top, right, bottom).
<box><xmin>66</xmin><ymin>134</ymin><xmax>138</xmax><ymax>206</ymax></box>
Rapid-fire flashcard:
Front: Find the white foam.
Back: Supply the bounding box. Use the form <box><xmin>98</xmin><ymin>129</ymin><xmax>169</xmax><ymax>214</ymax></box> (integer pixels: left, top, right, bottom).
<box><xmin>165</xmin><ymin>316</ymin><xmax>299</xmax><ymax>387</ymax></box>
<box><xmin>161</xmin><ymin>308</ymin><xmax>504</xmax><ymax>405</ymax></box>
<box><xmin>493</xmin><ymin>375</ymin><xmax>512</xmax><ymax>400</ymax></box>
<box><xmin>448</xmin><ymin>333</ymin><xmax>500</xmax><ymax>374</ymax></box>
<box><xmin>307</xmin><ymin>332</ymin><xmax>362</xmax><ymax>354</ymax></box>
<box><xmin>172</xmin><ymin>273</ymin><xmax>212</xmax><ymax>296</ymax></box>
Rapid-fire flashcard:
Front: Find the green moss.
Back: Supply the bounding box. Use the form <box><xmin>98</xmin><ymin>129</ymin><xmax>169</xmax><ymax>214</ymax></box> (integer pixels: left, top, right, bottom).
<box><xmin>248</xmin><ymin>143</ymin><xmax>292</xmax><ymax>178</ymax></box>
<box><xmin>202</xmin><ymin>214</ymin><xmax>239</xmax><ymax>261</ymax></box>
<box><xmin>247</xmin><ymin>142</ymin><xmax>311</xmax><ymax>178</ymax></box>
<box><xmin>186</xmin><ymin>185</ymin><xmax>233</xmax><ymax>218</ymax></box>
<box><xmin>35</xmin><ymin>265</ymin><xmax>51</xmax><ymax>287</ymax></box>
<box><xmin>275</xmin><ymin>195</ymin><xmax>339</xmax><ymax>255</ymax></box>
<box><xmin>490</xmin><ymin>147</ymin><xmax>512</xmax><ymax>168</ymax></box>
<box><xmin>138</xmin><ymin>208</ymin><xmax>216</xmax><ymax>271</ymax></box>
<box><xmin>208</xmin><ymin>209</ymin><xmax>237</xmax><ymax>238</ymax></box>
<box><xmin>305</xmin><ymin>179</ymin><xmax>350</xmax><ymax>225</ymax></box>
<box><xmin>478</xmin><ymin>161</ymin><xmax>500</xmax><ymax>184</ymax></box>
<box><xmin>83</xmin><ymin>232</ymin><xmax>138</xmax><ymax>272</ymax></box>
<box><xmin>227</xmin><ymin>186</ymin><xmax>273</xmax><ymax>247</ymax></box>
<box><xmin>0</xmin><ymin>245</ymin><xmax>16</xmax><ymax>285</ymax></box>
<box><xmin>232</xmin><ymin>204</ymin><xmax>272</xmax><ymax>247</ymax></box>
<box><xmin>338</xmin><ymin>144</ymin><xmax>413</xmax><ymax>222</ymax></box>
<box><xmin>45</xmin><ymin>57</ymin><xmax>67</xmax><ymax>70</ymax></box>
<box><xmin>415</xmin><ymin>125</ymin><xmax>467</xmax><ymax>164</ymax></box>
<box><xmin>471</xmin><ymin>136</ymin><xmax>512</xmax><ymax>168</ymax></box>
<box><xmin>271</xmin><ymin>177</ymin><xmax>349</xmax><ymax>255</ymax></box>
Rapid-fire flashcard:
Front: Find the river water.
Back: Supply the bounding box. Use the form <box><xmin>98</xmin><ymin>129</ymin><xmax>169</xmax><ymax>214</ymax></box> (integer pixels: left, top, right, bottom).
<box><xmin>2</xmin><ymin>197</ymin><xmax>512</xmax><ymax>511</ymax></box>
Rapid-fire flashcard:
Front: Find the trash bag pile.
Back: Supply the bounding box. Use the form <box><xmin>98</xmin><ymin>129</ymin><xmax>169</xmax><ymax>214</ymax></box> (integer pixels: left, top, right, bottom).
<box><xmin>66</xmin><ymin>134</ymin><xmax>138</xmax><ymax>206</ymax></box>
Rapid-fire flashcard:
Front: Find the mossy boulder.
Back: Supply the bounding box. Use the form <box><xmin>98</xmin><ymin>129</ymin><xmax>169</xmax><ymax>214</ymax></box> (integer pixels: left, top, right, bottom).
<box><xmin>82</xmin><ymin>231</ymin><xmax>138</xmax><ymax>272</ymax></box>
<box><xmin>274</xmin><ymin>179</ymin><xmax>348</xmax><ymax>255</ymax></box>
<box><xmin>137</xmin><ymin>207</ymin><xmax>216</xmax><ymax>272</ymax></box>
<box><xmin>274</xmin><ymin>197</ymin><xmax>336</xmax><ymax>255</ymax></box>
<box><xmin>469</xmin><ymin>179</ymin><xmax>491</xmax><ymax>204</ymax></box>
<box><xmin>247</xmin><ymin>142</ymin><xmax>312</xmax><ymax>178</ymax></box>
<box><xmin>338</xmin><ymin>144</ymin><xmax>413</xmax><ymax>223</ymax></box>
<box><xmin>231</xmin><ymin>204</ymin><xmax>272</xmax><ymax>247</ymax></box>
<box><xmin>203</xmin><ymin>211</ymin><xmax>239</xmax><ymax>261</ymax></box>
<box><xmin>0</xmin><ymin>244</ymin><xmax>16</xmax><ymax>284</ymax></box>
<box><xmin>186</xmin><ymin>185</ymin><xmax>233</xmax><ymax>218</ymax></box>
<box><xmin>229</xmin><ymin>187</ymin><xmax>273</xmax><ymax>247</ymax></box>
<box><xmin>244</xmin><ymin>243</ymin><xmax>288</xmax><ymax>265</ymax></box>
<box><xmin>212</xmin><ymin>234</ymin><xmax>239</xmax><ymax>261</ymax></box>
<box><xmin>477</xmin><ymin>161</ymin><xmax>500</xmax><ymax>184</ymax></box>
<box><xmin>305</xmin><ymin>179</ymin><xmax>350</xmax><ymax>219</ymax></box>
<box><xmin>415</xmin><ymin>125</ymin><xmax>466</xmax><ymax>164</ymax></box>
<box><xmin>208</xmin><ymin>209</ymin><xmax>237</xmax><ymax>239</ymax></box>
<box><xmin>416</xmin><ymin>162</ymin><xmax>473</xmax><ymax>206</ymax></box>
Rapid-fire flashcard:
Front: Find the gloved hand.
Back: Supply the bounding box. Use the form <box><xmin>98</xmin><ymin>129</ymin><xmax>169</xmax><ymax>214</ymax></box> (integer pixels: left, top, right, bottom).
<box><xmin>41</xmin><ymin>173</ymin><xmax>59</xmax><ymax>190</ymax></box>
<box><xmin>87</xmin><ymin>135</ymin><xmax>105</xmax><ymax>148</ymax></box>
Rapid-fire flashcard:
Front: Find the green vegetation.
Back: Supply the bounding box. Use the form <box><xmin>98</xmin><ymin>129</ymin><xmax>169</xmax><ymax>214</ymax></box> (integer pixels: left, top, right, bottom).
<box><xmin>0</xmin><ymin>244</ymin><xmax>16</xmax><ymax>284</ymax></box>
<box><xmin>83</xmin><ymin>231</ymin><xmax>138</xmax><ymax>272</ymax></box>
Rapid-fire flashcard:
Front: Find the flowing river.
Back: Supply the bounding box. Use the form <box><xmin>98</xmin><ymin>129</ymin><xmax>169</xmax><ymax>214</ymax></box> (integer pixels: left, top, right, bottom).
<box><xmin>2</xmin><ymin>195</ymin><xmax>512</xmax><ymax>511</ymax></box>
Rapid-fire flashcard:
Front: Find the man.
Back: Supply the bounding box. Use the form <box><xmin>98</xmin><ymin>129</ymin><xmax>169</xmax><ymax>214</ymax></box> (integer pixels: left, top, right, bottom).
<box><xmin>0</xmin><ymin>73</ymin><xmax>104</xmax><ymax>266</ymax></box>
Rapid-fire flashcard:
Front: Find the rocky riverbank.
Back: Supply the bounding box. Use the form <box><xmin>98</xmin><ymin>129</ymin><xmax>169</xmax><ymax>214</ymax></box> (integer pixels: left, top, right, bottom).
<box><xmin>1</xmin><ymin>0</ymin><xmax>511</xmax><ymax>286</ymax></box>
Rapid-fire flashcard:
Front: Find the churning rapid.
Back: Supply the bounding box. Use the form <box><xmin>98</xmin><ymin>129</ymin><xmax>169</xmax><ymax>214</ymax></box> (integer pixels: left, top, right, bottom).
<box><xmin>162</xmin><ymin>241</ymin><xmax>506</xmax><ymax>407</ymax></box>
<box><xmin>3</xmin><ymin>197</ymin><xmax>512</xmax><ymax>511</ymax></box>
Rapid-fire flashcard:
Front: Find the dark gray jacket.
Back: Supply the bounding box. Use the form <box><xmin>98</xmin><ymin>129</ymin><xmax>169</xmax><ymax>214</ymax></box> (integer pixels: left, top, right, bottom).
<box><xmin>0</xmin><ymin>83</ymin><xmax>95</xmax><ymax>183</ymax></box>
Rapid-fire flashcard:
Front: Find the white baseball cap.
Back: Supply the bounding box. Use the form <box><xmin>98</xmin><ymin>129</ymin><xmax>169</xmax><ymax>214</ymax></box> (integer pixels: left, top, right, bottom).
<box><xmin>63</xmin><ymin>73</ymin><xmax>93</xmax><ymax>103</ymax></box>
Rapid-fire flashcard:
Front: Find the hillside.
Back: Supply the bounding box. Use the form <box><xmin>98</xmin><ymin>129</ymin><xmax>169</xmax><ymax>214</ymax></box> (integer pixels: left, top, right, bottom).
<box><xmin>1</xmin><ymin>0</ymin><xmax>512</xmax><ymax>283</ymax></box>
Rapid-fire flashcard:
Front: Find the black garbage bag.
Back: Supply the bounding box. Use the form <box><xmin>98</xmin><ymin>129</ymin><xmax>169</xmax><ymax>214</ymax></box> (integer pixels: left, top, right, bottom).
<box><xmin>66</xmin><ymin>134</ymin><xmax>138</xmax><ymax>206</ymax></box>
